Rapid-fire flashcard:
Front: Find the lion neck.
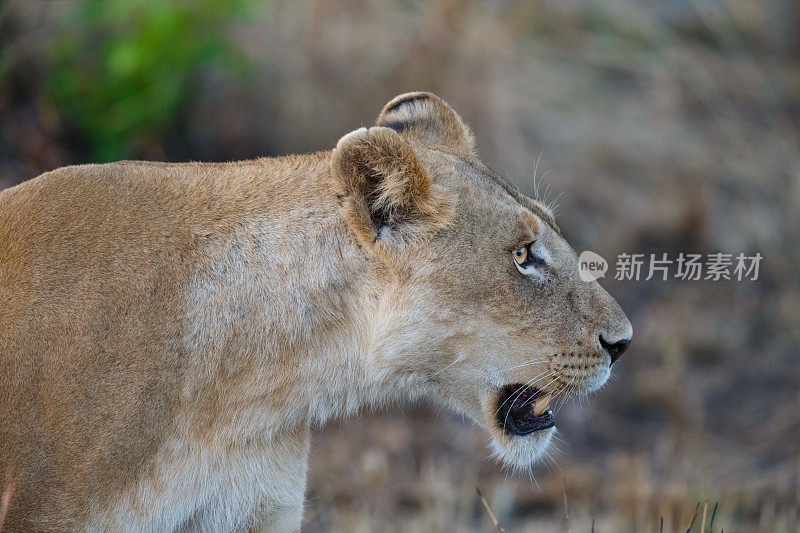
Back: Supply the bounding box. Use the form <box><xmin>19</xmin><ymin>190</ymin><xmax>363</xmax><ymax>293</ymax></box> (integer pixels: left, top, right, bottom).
<box><xmin>177</xmin><ymin>153</ymin><xmax>427</xmax><ymax>438</ymax></box>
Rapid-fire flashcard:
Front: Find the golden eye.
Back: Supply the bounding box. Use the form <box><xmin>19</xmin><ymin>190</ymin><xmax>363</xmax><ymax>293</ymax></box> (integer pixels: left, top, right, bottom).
<box><xmin>512</xmin><ymin>246</ymin><xmax>528</xmax><ymax>265</ymax></box>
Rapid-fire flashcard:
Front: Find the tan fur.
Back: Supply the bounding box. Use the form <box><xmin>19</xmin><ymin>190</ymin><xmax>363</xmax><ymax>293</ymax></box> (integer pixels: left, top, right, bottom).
<box><xmin>0</xmin><ymin>93</ymin><xmax>631</xmax><ymax>532</ymax></box>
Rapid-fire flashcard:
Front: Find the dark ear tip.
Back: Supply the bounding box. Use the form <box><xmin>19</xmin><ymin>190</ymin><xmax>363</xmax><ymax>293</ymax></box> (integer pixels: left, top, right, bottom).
<box><xmin>381</xmin><ymin>91</ymin><xmax>440</xmax><ymax>115</ymax></box>
<box><xmin>376</xmin><ymin>92</ymin><xmax>474</xmax><ymax>156</ymax></box>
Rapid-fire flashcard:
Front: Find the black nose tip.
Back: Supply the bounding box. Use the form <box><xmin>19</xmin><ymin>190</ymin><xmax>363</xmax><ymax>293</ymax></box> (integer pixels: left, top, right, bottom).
<box><xmin>600</xmin><ymin>335</ymin><xmax>630</xmax><ymax>365</ymax></box>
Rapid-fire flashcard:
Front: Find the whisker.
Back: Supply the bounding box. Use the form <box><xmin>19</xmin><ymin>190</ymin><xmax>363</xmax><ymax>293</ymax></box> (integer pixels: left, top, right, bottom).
<box><xmin>503</xmin><ymin>370</ymin><xmax>558</xmax><ymax>427</ymax></box>
<box><xmin>553</xmin><ymin>377</ymin><xmax>576</xmax><ymax>414</ymax></box>
<box><xmin>500</xmin><ymin>358</ymin><xmax>549</xmax><ymax>373</ymax></box>
<box><xmin>519</xmin><ymin>376</ymin><xmax>560</xmax><ymax>409</ymax></box>
<box><xmin>502</xmin><ymin>370</ymin><xmax>558</xmax><ymax>430</ymax></box>
<box><xmin>493</xmin><ymin>368</ymin><xmax>556</xmax><ymax>417</ymax></box>
<box><xmin>429</xmin><ymin>356</ymin><xmax>462</xmax><ymax>378</ymax></box>
<box><xmin>532</xmin><ymin>151</ymin><xmax>544</xmax><ymax>199</ymax></box>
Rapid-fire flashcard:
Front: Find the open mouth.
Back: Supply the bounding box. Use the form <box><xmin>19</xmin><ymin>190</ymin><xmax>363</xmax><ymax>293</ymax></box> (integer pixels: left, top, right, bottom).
<box><xmin>495</xmin><ymin>383</ymin><xmax>555</xmax><ymax>436</ymax></box>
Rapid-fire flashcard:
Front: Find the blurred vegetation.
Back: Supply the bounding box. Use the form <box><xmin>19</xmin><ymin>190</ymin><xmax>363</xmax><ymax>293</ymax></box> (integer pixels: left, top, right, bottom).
<box><xmin>1</xmin><ymin>0</ymin><xmax>799</xmax><ymax>531</ymax></box>
<box><xmin>44</xmin><ymin>0</ymin><xmax>252</xmax><ymax>162</ymax></box>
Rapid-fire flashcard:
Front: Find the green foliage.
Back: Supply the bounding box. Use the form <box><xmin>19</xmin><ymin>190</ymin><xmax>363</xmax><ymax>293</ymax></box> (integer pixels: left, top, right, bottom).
<box><xmin>46</xmin><ymin>0</ymin><xmax>252</xmax><ymax>162</ymax></box>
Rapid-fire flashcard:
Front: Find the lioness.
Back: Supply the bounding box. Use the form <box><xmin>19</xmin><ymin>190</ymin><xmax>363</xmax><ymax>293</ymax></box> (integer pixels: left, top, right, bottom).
<box><xmin>0</xmin><ymin>92</ymin><xmax>631</xmax><ymax>532</ymax></box>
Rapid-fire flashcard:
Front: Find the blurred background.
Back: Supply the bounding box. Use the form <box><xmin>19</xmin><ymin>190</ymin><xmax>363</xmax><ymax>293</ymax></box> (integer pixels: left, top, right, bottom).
<box><xmin>1</xmin><ymin>0</ymin><xmax>799</xmax><ymax>531</ymax></box>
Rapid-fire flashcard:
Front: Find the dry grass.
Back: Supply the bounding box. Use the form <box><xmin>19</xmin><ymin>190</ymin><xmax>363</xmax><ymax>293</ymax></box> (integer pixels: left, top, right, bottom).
<box><xmin>1</xmin><ymin>1</ymin><xmax>799</xmax><ymax>531</ymax></box>
<box><xmin>0</xmin><ymin>466</ymin><xmax>16</xmax><ymax>531</ymax></box>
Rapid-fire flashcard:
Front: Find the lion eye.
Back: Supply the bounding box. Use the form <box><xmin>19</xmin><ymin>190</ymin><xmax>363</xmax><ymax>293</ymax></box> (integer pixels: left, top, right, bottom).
<box><xmin>512</xmin><ymin>246</ymin><xmax>528</xmax><ymax>266</ymax></box>
<box><xmin>512</xmin><ymin>241</ymin><xmax>547</xmax><ymax>273</ymax></box>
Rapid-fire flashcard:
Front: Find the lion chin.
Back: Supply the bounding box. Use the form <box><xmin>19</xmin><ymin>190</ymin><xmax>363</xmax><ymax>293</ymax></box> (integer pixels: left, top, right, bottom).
<box><xmin>489</xmin><ymin>426</ymin><xmax>557</xmax><ymax>470</ymax></box>
<box><xmin>480</xmin><ymin>361</ymin><xmax>612</xmax><ymax>470</ymax></box>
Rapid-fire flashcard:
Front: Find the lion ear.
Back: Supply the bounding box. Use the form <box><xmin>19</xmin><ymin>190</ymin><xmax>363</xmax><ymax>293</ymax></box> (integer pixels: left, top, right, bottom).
<box><xmin>376</xmin><ymin>92</ymin><xmax>475</xmax><ymax>156</ymax></box>
<box><xmin>330</xmin><ymin>126</ymin><xmax>453</xmax><ymax>253</ymax></box>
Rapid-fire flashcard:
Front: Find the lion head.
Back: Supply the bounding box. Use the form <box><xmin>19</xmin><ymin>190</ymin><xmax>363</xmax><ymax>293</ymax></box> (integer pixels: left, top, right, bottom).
<box><xmin>330</xmin><ymin>92</ymin><xmax>632</xmax><ymax>468</ymax></box>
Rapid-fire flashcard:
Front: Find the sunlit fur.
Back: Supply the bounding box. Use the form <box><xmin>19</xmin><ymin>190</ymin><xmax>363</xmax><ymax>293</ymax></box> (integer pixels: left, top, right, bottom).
<box><xmin>0</xmin><ymin>92</ymin><xmax>631</xmax><ymax>531</ymax></box>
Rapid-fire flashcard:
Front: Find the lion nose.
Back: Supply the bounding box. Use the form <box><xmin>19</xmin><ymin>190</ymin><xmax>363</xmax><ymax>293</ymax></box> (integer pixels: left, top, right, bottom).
<box><xmin>599</xmin><ymin>335</ymin><xmax>630</xmax><ymax>365</ymax></box>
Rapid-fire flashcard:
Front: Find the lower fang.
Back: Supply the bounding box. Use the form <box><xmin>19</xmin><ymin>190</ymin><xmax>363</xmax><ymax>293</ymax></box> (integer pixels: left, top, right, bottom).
<box><xmin>533</xmin><ymin>394</ymin><xmax>551</xmax><ymax>416</ymax></box>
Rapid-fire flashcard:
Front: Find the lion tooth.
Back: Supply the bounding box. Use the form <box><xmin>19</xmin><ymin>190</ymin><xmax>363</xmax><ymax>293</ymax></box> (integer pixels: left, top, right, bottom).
<box><xmin>533</xmin><ymin>394</ymin><xmax>551</xmax><ymax>416</ymax></box>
